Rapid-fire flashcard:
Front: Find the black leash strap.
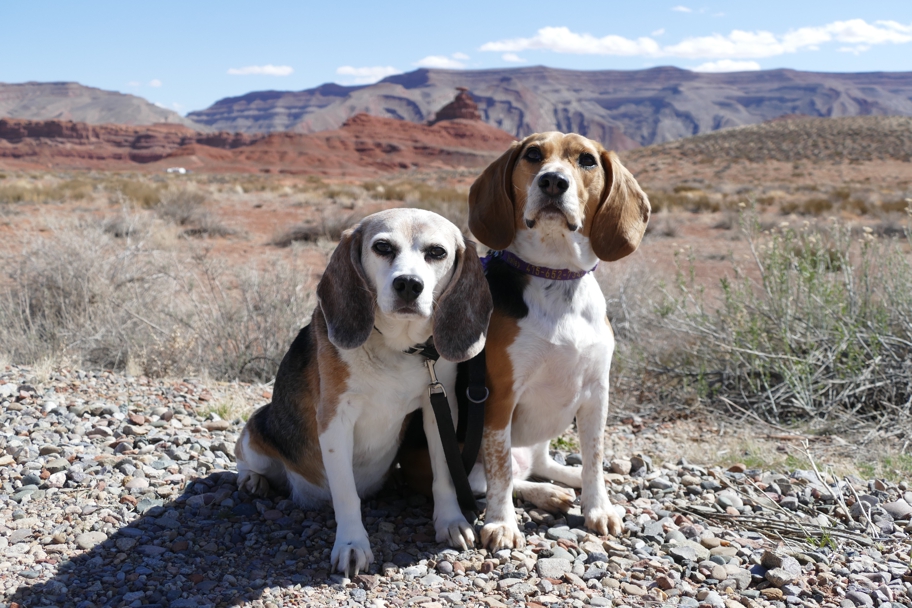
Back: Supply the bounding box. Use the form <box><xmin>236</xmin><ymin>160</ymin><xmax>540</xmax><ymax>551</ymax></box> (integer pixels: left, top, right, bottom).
<box><xmin>461</xmin><ymin>350</ymin><xmax>487</xmax><ymax>475</ymax></box>
<box><xmin>406</xmin><ymin>341</ymin><xmax>483</xmax><ymax>514</ymax></box>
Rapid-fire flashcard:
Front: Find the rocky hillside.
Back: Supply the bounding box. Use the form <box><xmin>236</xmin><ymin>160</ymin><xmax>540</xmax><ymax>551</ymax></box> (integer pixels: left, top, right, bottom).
<box><xmin>0</xmin><ymin>113</ymin><xmax>516</xmax><ymax>175</ymax></box>
<box><xmin>0</xmin><ymin>82</ymin><xmax>203</xmax><ymax>129</ymax></box>
<box><xmin>186</xmin><ymin>67</ymin><xmax>912</xmax><ymax>150</ymax></box>
<box><xmin>626</xmin><ymin>115</ymin><xmax>912</xmax><ymax>164</ymax></box>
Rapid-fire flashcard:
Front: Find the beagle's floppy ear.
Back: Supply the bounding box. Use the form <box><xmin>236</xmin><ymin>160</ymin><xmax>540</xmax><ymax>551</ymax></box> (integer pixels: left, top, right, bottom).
<box><xmin>589</xmin><ymin>150</ymin><xmax>651</xmax><ymax>262</ymax></box>
<box><xmin>468</xmin><ymin>140</ymin><xmax>525</xmax><ymax>251</ymax></box>
<box><xmin>433</xmin><ymin>240</ymin><xmax>493</xmax><ymax>362</ymax></box>
<box><xmin>317</xmin><ymin>227</ymin><xmax>375</xmax><ymax>349</ymax></box>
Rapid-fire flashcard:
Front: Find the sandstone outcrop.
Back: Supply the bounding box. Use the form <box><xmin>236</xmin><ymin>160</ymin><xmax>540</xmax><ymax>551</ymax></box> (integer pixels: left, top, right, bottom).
<box><xmin>0</xmin><ymin>114</ymin><xmax>516</xmax><ymax>174</ymax></box>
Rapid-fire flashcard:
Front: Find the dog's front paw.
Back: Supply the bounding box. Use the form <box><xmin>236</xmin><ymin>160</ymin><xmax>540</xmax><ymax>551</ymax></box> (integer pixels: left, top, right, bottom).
<box><xmin>435</xmin><ymin>514</ymin><xmax>476</xmax><ymax>551</ymax></box>
<box><xmin>331</xmin><ymin>530</ymin><xmax>374</xmax><ymax>577</ymax></box>
<box><xmin>480</xmin><ymin>521</ymin><xmax>525</xmax><ymax>551</ymax></box>
<box><xmin>584</xmin><ymin>505</ymin><xmax>623</xmax><ymax>537</ymax></box>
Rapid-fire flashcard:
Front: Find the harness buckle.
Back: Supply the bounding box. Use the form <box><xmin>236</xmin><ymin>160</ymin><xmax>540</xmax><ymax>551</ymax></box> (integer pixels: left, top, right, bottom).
<box><xmin>425</xmin><ymin>358</ymin><xmax>447</xmax><ymax>398</ymax></box>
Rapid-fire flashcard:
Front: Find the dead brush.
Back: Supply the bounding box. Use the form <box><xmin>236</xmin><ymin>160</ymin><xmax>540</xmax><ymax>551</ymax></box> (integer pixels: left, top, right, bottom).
<box><xmin>271</xmin><ymin>211</ymin><xmax>363</xmax><ymax>247</ymax></box>
<box><xmin>154</xmin><ymin>185</ymin><xmax>234</xmax><ymax>238</ymax></box>
<box><xmin>0</xmin><ymin>220</ymin><xmax>313</xmax><ymax>381</ymax></box>
<box><xmin>0</xmin><ymin>176</ymin><xmax>93</xmax><ymax>204</ymax></box>
<box><xmin>652</xmin><ymin>208</ymin><xmax>912</xmax><ymax>437</ymax></box>
<box><xmin>363</xmin><ymin>179</ymin><xmax>469</xmax><ymax>232</ymax></box>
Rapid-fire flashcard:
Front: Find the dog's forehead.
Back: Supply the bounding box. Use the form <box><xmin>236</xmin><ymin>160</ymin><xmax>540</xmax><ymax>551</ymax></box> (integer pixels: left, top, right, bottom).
<box><xmin>524</xmin><ymin>132</ymin><xmax>600</xmax><ymax>158</ymax></box>
<box><xmin>359</xmin><ymin>208</ymin><xmax>460</xmax><ymax>247</ymax></box>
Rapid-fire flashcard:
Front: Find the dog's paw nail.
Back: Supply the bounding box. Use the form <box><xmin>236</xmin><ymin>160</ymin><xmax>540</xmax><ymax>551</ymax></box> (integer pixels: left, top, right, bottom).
<box><xmin>480</xmin><ymin>522</ymin><xmax>525</xmax><ymax>551</ymax></box>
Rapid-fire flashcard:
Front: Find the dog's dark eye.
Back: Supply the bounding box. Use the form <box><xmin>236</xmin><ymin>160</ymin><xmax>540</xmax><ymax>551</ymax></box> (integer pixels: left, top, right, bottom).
<box><xmin>372</xmin><ymin>240</ymin><xmax>394</xmax><ymax>256</ymax></box>
<box><xmin>524</xmin><ymin>147</ymin><xmax>542</xmax><ymax>162</ymax></box>
<box><xmin>426</xmin><ymin>246</ymin><xmax>447</xmax><ymax>260</ymax></box>
<box><xmin>579</xmin><ymin>153</ymin><xmax>597</xmax><ymax>168</ymax></box>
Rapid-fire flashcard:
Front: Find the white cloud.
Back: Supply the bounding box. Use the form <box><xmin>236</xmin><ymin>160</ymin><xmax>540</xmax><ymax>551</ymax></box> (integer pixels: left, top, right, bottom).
<box><xmin>148</xmin><ymin>79</ymin><xmax>162</xmax><ymax>87</ymax></box>
<box><xmin>127</xmin><ymin>81</ymin><xmax>141</xmax><ymax>87</ymax></box>
<box><xmin>480</xmin><ymin>19</ymin><xmax>912</xmax><ymax>60</ymax></box>
<box><xmin>451</xmin><ymin>52</ymin><xmax>470</xmax><ymax>60</ymax></box>
<box><xmin>172</xmin><ymin>102</ymin><xmax>183</xmax><ymax>111</ymax></box>
<box><xmin>671</xmin><ymin>5</ymin><xmax>692</xmax><ymax>12</ymax></box>
<box><xmin>414</xmin><ymin>55</ymin><xmax>466</xmax><ymax>69</ymax></box>
<box><xmin>480</xmin><ymin>26</ymin><xmax>661</xmax><ymax>56</ymax></box>
<box><xmin>668</xmin><ymin>19</ymin><xmax>912</xmax><ymax>58</ymax></box>
<box><xmin>335</xmin><ymin>65</ymin><xmax>400</xmax><ymax>84</ymax></box>
<box><xmin>502</xmin><ymin>53</ymin><xmax>525</xmax><ymax>62</ymax></box>
<box><xmin>227</xmin><ymin>64</ymin><xmax>294</xmax><ymax>76</ymax></box>
<box><xmin>692</xmin><ymin>59</ymin><xmax>762</xmax><ymax>72</ymax></box>
<box><xmin>651</xmin><ymin>28</ymin><xmax>666</xmax><ymax>37</ymax></box>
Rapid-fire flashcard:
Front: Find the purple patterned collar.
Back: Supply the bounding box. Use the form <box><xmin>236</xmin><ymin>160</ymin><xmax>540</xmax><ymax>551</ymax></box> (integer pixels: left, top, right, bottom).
<box><xmin>481</xmin><ymin>250</ymin><xmax>597</xmax><ymax>280</ymax></box>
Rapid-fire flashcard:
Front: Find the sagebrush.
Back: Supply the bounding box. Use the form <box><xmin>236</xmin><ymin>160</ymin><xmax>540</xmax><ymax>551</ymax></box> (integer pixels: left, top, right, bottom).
<box><xmin>0</xmin><ymin>219</ymin><xmax>314</xmax><ymax>381</ymax></box>
<box><xmin>651</xmin><ymin>209</ymin><xmax>912</xmax><ymax>431</ymax></box>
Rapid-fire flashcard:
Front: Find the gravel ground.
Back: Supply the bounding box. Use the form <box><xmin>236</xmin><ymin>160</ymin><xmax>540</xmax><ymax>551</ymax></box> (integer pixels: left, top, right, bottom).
<box><xmin>2</xmin><ymin>364</ymin><xmax>911</xmax><ymax>608</ymax></box>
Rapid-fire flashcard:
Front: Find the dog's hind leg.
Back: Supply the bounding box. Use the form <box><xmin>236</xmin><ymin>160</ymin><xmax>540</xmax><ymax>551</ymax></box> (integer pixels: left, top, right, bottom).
<box><xmin>235</xmin><ymin>426</ymin><xmax>286</xmax><ymax>497</ymax></box>
<box><xmin>528</xmin><ymin>440</ymin><xmax>584</xmax><ymax>487</ymax></box>
<box><xmin>512</xmin><ymin>478</ymin><xmax>576</xmax><ymax>513</ymax></box>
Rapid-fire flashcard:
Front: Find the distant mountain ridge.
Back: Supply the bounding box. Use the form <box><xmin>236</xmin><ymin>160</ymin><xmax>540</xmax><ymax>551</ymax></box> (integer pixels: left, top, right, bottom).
<box><xmin>186</xmin><ymin>66</ymin><xmax>912</xmax><ymax>149</ymax></box>
<box><xmin>0</xmin><ymin>82</ymin><xmax>204</xmax><ymax>130</ymax></box>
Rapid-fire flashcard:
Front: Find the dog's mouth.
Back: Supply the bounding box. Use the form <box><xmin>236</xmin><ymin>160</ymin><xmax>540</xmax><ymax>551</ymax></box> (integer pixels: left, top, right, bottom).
<box><xmin>391</xmin><ymin>304</ymin><xmax>425</xmax><ymax>317</ymax></box>
<box><xmin>525</xmin><ymin>202</ymin><xmax>580</xmax><ymax>232</ymax></box>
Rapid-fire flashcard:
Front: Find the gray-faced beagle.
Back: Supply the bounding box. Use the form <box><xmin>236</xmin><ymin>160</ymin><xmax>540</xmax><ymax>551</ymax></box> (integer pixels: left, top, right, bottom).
<box><xmin>467</xmin><ymin>132</ymin><xmax>650</xmax><ymax>550</ymax></box>
<box><xmin>234</xmin><ymin>209</ymin><xmax>492</xmax><ymax>575</ymax></box>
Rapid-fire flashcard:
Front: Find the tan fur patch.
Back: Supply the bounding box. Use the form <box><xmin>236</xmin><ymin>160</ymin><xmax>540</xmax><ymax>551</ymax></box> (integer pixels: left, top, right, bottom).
<box><xmin>484</xmin><ymin>311</ymin><xmax>521</xmax><ymax>431</ymax></box>
<box><xmin>483</xmin><ymin>429</ymin><xmax>513</xmax><ymax>483</ymax></box>
<box><xmin>313</xmin><ymin>312</ymin><xmax>351</xmax><ymax>441</ymax></box>
<box><xmin>243</xmin><ymin>413</ymin><xmax>284</xmax><ymax>461</ymax></box>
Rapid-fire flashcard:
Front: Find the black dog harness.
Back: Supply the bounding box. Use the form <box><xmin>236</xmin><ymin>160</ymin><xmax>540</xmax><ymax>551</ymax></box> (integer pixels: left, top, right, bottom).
<box><xmin>405</xmin><ymin>340</ymin><xmax>487</xmax><ymax>513</ymax></box>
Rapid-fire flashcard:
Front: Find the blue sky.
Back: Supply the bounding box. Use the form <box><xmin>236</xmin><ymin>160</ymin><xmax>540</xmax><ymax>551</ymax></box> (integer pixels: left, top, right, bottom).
<box><xmin>3</xmin><ymin>1</ymin><xmax>911</xmax><ymax>115</ymax></box>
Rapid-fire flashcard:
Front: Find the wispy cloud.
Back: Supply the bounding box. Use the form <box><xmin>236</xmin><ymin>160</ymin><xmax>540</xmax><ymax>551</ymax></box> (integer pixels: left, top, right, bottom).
<box><xmin>502</xmin><ymin>53</ymin><xmax>525</xmax><ymax>63</ymax></box>
<box><xmin>227</xmin><ymin>64</ymin><xmax>294</xmax><ymax>76</ymax></box>
<box><xmin>127</xmin><ymin>81</ymin><xmax>141</xmax><ymax>87</ymax></box>
<box><xmin>148</xmin><ymin>79</ymin><xmax>162</xmax><ymax>88</ymax></box>
<box><xmin>671</xmin><ymin>5</ymin><xmax>692</xmax><ymax>12</ymax></box>
<box><xmin>692</xmin><ymin>59</ymin><xmax>761</xmax><ymax>72</ymax></box>
<box><xmin>335</xmin><ymin>65</ymin><xmax>400</xmax><ymax>84</ymax></box>
<box><xmin>480</xmin><ymin>26</ymin><xmax>660</xmax><ymax>56</ymax></box>
<box><xmin>452</xmin><ymin>52</ymin><xmax>470</xmax><ymax>60</ymax></box>
<box><xmin>414</xmin><ymin>55</ymin><xmax>467</xmax><ymax>69</ymax></box>
<box><xmin>480</xmin><ymin>19</ymin><xmax>912</xmax><ymax>60</ymax></box>
<box><xmin>651</xmin><ymin>28</ymin><xmax>666</xmax><ymax>37</ymax></box>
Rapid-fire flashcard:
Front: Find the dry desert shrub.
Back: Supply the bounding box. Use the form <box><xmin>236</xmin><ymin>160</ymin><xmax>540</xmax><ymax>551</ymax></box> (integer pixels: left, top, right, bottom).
<box><xmin>154</xmin><ymin>185</ymin><xmax>235</xmax><ymax>238</ymax></box>
<box><xmin>646</xmin><ymin>189</ymin><xmax>721</xmax><ymax>214</ymax></box>
<box><xmin>363</xmin><ymin>179</ymin><xmax>469</xmax><ymax>232</ymax></box>
<box><xmin>271</xmin><ymin>211</ymin><xmax>363</xmax><ymax>247</ymax></box>
<box><xmin>0</xmin><ymin>218</ymin><xmax>313</xmax><ymax>381</ymax></box>
<box><xmin>103</xmin><ymin>176</ymin><xmax>164</xmax><ymax>207</ymax></box>
<box><xmin>0</xmin><ymin>177</ymin><xmax>93</xmax><ymax>204</ymax></box>
<box><xmin>651</xmin><ymin>209</ymin><xmax>912</xmax><ymax>433</ymax></box>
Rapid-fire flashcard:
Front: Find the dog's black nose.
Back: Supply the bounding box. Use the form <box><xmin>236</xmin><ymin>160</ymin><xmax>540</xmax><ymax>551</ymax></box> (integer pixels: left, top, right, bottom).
<box><xmin>393</xmin><ymin>275</ymin><xmax>424</xmax><ymax>303</ymax></box>
<box><xmin>538</xmin><ymin>172</ymin><xmax>569</xmax><ymax>197</ymax></box>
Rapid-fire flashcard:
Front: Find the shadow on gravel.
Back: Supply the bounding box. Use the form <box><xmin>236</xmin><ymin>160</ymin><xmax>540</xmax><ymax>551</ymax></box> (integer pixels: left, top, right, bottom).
<box><xmin>10</xmin><ymin>470</ymin><xmax>447</xmax><ymax>608</ymax></box>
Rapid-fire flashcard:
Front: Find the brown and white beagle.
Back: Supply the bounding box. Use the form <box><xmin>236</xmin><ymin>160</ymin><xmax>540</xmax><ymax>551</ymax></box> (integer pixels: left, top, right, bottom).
<box><xmin>234</xmin><ymin>209</ymin><xmax>492</xmax><ymax>575</ymax></box>
<box><xmin>467</xmin><ymin>132</ymin><xmax>650</xmax><ymax>550</ymax></box>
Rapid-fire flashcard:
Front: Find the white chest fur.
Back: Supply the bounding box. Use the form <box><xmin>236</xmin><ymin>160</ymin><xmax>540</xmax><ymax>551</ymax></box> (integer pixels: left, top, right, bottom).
<box><xmin>508</xmin><ymin>274</ymin><xmax>614</xmax><ymax>447</ymax></box>
<box><xmin>335</xmin><ymin>332</ymin><xmax>456</xmax><ymax>493</ymax></box>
